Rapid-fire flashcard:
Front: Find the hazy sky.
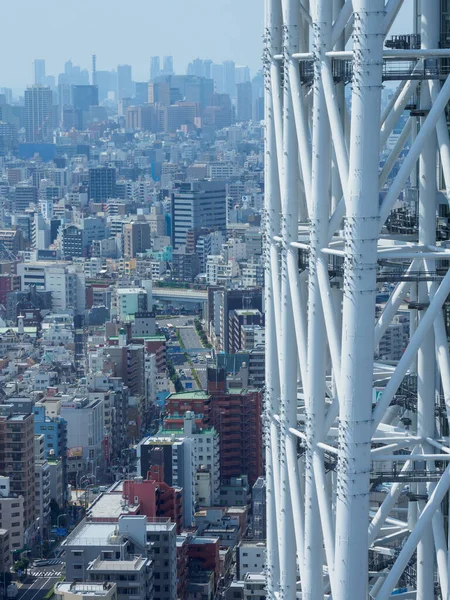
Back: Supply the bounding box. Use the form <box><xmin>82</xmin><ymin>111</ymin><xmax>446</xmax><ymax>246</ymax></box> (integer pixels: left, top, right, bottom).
<box><xmin>1</xmin><ymin>0</ymin><xmax>263</xmax><ymax>91</ymax></box>
<box><xmin>1</xmin><ymin>0</ymin><xmax>413</xmax><ymax>92</ymax></box>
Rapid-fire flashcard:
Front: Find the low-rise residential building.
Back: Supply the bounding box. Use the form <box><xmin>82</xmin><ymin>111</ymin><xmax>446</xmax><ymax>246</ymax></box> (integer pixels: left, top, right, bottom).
<box><xmin>236</xmin><ymin>541</ymin><xmax>266</xmax><ymax>580</ymax></box>
<box><xmin>55</xmin><ymin>582</ymin><xmax>118</xmax><ymax>600</ymax></box>
<box><xmin>0</xmin><ymin>489</ymin><xmax>24</xmax><ymax>553</ymax></box>
<box><xmin>87</xmin><ymin>556</ymin><xmax>153</xmax><ymax>600</ymax></box>
<box><xmin>62</xmin><ymin>515</ymin><xmax>177</xmax><ymax>600</ymax></box>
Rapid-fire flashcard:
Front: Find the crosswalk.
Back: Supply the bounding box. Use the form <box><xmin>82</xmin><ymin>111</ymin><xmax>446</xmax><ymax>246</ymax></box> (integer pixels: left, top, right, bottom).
<box><xmin>30</xmin><ymin>569</ymin><xmax>63</xmax><ymax>577</ymax></box>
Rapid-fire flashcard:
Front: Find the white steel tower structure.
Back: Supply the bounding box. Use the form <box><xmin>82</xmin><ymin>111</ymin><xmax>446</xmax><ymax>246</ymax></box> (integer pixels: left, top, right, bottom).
<box><xmin>265</xmin><ymin>0</ymin><xmax>450</xmax><ymax>598</ymax></box>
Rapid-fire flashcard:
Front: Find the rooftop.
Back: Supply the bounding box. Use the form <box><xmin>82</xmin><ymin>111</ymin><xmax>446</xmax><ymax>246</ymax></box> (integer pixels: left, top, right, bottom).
<box><xmin>157</xmin><ymin>427</ymin><xmax>217</xmax><ymax>437</ymax></box>
<box><xmin>87</xmin><ymin>492</ymin><xmax>138</xmax><ymax>520</ymax></box>
<box><xmin>62</xmin><ymin>521</ymin><xmax>118</xmax><ymax>547</ymax></box>
<box><xmin>55</xmin><ymin>582</ymin><xmax>116</xmax><ymax>597</ymax></box>
<box><xmin>117</xmin><ymin>288</ymin><xmax>146</xmax><ymax>294</ymax></box>
<box><xmin>88</xmin><ymin>555</ymin><xmax>148</xmax><ymax>572</ymax></box>
<box><xmin>167</xmin><ymin>390</ymin><xmax>210</xmax><ymax>400</ymax></box>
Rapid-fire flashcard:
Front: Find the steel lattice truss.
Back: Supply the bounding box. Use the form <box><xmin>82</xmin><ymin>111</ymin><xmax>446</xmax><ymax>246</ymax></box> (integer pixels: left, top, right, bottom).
<box><xmin>264</xmin><ymin>0</ymin><xmax>450</xmax><ymax>598</ymax></box>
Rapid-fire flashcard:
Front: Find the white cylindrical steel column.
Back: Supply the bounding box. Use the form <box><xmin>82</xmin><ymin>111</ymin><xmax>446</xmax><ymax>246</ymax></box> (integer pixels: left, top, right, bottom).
<box><xmin>416</xmin><ymin>2</ymin><xmax>440</xmax><ymax>597</ymax></box>
<box><xmin>303</xmin><ymin>0</ymin><xmax>333</xmax><ymax>597</ymax></box>
<box><xmin>263</xmin><ymin>0</ymin><xmax>282</xmax><ymax>594</ymax></box>
<box><xmin>265</xmin><ymin>2</ymin><xmax>450</xmax><ymax>597</ymax></box>
<box><xmin>333</xmin><ymin>2</ymin><xmax>384</xmax><ymax>598</ymax></box>
<box><xmin>278</xmin><ymin>0</ymin><xmax>300</xmax><ymax>595</ymax></box>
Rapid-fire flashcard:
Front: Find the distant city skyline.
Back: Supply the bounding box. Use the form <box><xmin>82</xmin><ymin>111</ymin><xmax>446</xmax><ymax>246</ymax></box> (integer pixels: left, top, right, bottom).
<box><xmin>0</xmin><ymin>0</ymin><xmax>263</xmax><ymax>92</ymax></box>
<box><xmin>0</xmin><ymin>1</ymin><xmax>413</xmax><ymax>94</ymax></box>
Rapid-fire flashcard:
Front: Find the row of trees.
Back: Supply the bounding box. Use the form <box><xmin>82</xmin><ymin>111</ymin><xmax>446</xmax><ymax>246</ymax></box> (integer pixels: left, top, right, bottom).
<box><xmin>194</xmin><ymin>319</ymin><xmax>212</xmax><ymax>348</ymax></box>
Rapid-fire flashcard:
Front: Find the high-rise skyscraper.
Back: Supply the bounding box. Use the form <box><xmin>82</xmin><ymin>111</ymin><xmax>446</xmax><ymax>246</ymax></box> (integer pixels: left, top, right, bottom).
<box><xmin>171</xmin><ymin>181</ymin><xmax>227</xmax><ymax>249</ymax></box>
<box><xmin>223</xmin><ymin>60</ymin><xmax>236</xmax><ymax>98</ymax></box>
<box><xmin>163</xmin><ymin>55</ymin><xmax>174</xmax><ymax>75</ymax></box>
<box><xmin>24</xmin><ymin>85</ymin><xmax>53</xmax><ymax>143</ymax></box>
<box><xmin>72</xmin><ymin>85</ymin><xmax>99</xmax><ymax>129</ymax></box>
<box><xmin>235</xmin><ymin>65</ymin><xmax>251</xmax><ymax>84</ymax></box>
<box><xmin>211</xmin><ymin>63</ymin><xmax>225</xmax><ymax>94</ymax></box>
<box><xmin>203</xmin><ymin>59</ymin><xmax>213</xmax><ymax>79</ymax></box>
<box><xmin>236</xmin><ymin>81</ymin><xmax>252</xmax><ymax>122</ymax></box>
<box><xmin>34</xmin><ymin>59</ymin><xmax>46</xmax><ymax>85</ymax></box>
<box><xmin>96</xmin><ymin>71</ymin><xmax>113</xmax><ymax>102</ymax></box>
<box><xmin>72</xmin><ymin>85</ymin><xmax>99</xmax><ymax>112</ymax></box>
<box><xmin>150</xmin><ymin>56</ymin><xmax>161</xmax><ymax>81</ymax></box>
<box><xmin>187</xmin><ymin>58</ymin><xmax>205</xmax><ymax>78</ymax></box>
<box><xmin>89</xmin><ymin>166</ymin><xmax>117</xmax><ymax>202</ymax></box>
<box><xmin>117</xmin><ymin>64</ymin><xmax>133</xmax><ymax>100</ymax></box>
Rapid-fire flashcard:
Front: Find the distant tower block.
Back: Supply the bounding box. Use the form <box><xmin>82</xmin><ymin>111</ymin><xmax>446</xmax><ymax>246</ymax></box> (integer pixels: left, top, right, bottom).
<box><xmin>92</xmin><ymin>54</ymin><xmax>97</xmax><ymax>86</ymax></box>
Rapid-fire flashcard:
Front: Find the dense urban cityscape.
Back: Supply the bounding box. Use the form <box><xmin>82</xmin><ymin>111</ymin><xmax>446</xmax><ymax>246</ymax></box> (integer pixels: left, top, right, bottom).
<box><xmin>1</xmin><ymin>0</ymin><xmax>450</xmax><ymax>599</ymax></box>
<box><xmin>0</xmin><ymin>39</ymin><xmax>268</xmax><ymax>600</ymax></box>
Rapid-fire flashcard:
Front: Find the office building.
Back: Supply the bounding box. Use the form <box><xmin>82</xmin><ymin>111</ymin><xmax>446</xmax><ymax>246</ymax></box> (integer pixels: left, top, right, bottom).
<box><xmin>172</xmin><ymin>181</ymin><xmax>226</xmax><ymax>249</ymax></box>
<box><xmin>211</xmin><ymin>63</ymin><xmax>225</xmax><ymax>94</ymax></box>
<box><xmin>223</xmin><ymin>61</ymin><xmax>236</xmax><ymax>97</ymax></box>
<box><xmin>15</xmin><ymin>183</ymin><xmax>38</xmax><ymax>212</ymax></box>
<box><xmin>134</xmin><ymin>82</ymin><xmax>150</xmax><ymax>105</ymax></box>
<box><xmin>236</xmin><ymin>81</ymin><xmax>252</xmax><ymax>122</ymax></box>
<box><xmin>24</xmin><ymin>85</ymin><xmax>53</xmax><ymax>143</ymax></box>
<box><xmin>117</xmin><ymin>64</ymin><xmax>133</xmax><ymax>100</ymax></box>
<box><xmin>147</xmin><ymin>82</ymin><xmax>171</xmax><ymax>106</ymax></box>
<box><xmin>123</xmin><ymin>221</ymin><xmax>151</xmax><ymax>258</ymax></box>
<box><xmin>72</xmin><ymin>85</ymin><xmax>98</xmax><ymax>128</ymax></box>
<box><xmin>61</xmin><ymin>217</ymin><xmax>106</xmax><ymax>259</ymax></box>
<box><xmin>72</xmin><ymin>85</ymin><xmax>98</xmax><ymax>111</ymax></box>
<box><xmin>0</xmin><ymin>122</ymin><xmax>18</xmax><ymax>156</ymax></box>
<box><xmin>89</xmin><ymin>166</ymin><xmax>117</xmax><ymax>202</ymax></box>
<box><xmin>17</xmin><ymin>261</ymin><xmax>85</xmax><ymax>313</ymax></box>
<box><xmin>96</xmin><ymin>70</ymin><xmax>114</xmax><ymax>102</ymax></box>
<box><xmin>150</xmin><ymin>56</ymin><xmax>160</xmax><ymax>81</ymax></box>
<box><xmin>162</xmin><ymin>56</ymin><xmax>174</xmax><ymax>76</ymax></box>
<box><xmin>0</xmin><ymin>229</ymin><xmax>25</xmax><ymax>254</ymax></box>
<box><xmin>235</xmin><ymin>65</ymin><xmax>251</xmax><ymax>84</ymax></box>
<box><xmin>34</xmin><ymin>59</ymin><xmax>46</xmax><ymax>85</ymax></box>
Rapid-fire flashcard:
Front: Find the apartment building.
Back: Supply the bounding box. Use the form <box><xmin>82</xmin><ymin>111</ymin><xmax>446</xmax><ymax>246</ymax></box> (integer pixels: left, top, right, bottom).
<box><xmin>0</xmin><ymin>410</ymin><xmax>35</xmax><ymax>533</ymax></box>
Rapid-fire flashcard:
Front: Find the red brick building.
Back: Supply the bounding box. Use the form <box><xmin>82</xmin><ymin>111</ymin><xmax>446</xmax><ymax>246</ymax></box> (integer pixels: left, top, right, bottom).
<box><xmin>163</xmin><ymin>384</ymin><xmax>263</xmax><ymax>486</ymax></box>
